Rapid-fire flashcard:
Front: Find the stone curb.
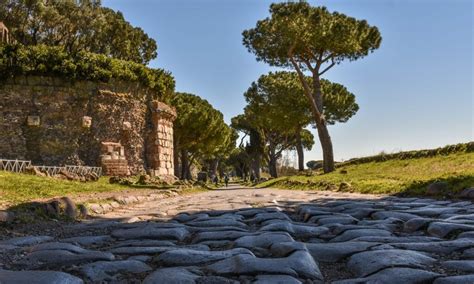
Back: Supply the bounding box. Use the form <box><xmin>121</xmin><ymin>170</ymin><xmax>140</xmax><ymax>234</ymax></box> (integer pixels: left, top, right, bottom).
<box><xmin>86</xmin><ymin>190</ymin><xmax>179</xmax><ymax>215</ymax></box>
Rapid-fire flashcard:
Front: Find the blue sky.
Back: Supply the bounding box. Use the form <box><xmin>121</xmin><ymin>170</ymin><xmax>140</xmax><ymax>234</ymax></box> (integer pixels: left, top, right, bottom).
<box><xmin>103</xmin><ymin>0</ymin><xmax>473</xmax><ymax>161</ymax></box>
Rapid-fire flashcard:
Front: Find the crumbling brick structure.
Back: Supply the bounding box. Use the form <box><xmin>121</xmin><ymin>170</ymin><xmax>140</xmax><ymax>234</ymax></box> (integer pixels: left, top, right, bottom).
<box><xmin>100</xmin><ymin>142</ymin><xmax>129</xmax><ymax>176</ymax></box>
<box><xmin>0</xmin><ymin>76</ymin><xmax>177</xmax><ymax>180</ymax></box>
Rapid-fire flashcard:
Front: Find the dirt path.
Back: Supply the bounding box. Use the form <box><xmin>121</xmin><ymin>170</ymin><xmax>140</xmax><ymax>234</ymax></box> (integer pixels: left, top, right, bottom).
<box><xmin>100</xmin><ymin>184</ymin><xmax>383</xmax><ymax>221</ymax></box>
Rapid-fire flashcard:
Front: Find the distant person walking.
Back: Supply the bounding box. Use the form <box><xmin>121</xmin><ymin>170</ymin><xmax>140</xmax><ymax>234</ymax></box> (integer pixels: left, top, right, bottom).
<box><xmin>213</xmin><ymin>175</ymin><xmax>219</xmax><ymax>186</ymax></box>
<box><xmin>224</xmin><ymin>174</ymin><xmax>229</xmax><ymax>187</ymax></box>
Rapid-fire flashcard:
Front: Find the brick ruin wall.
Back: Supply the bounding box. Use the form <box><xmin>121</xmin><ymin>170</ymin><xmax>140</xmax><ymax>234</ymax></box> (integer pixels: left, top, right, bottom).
<box><xmin>0</xmin><ymin>76</ymin><xmax>176</xmax><ymax>177</ymax></box>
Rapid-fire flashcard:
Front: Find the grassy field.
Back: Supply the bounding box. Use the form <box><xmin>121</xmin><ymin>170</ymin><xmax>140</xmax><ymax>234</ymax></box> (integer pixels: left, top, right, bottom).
<box><xmin>0</xmin><ymin>172</ymin><xmax>209</xmax><ymax>208</ymax></box>
<box><xmin>257</xmin><ymin>152</ymin><xmax>474</xmax><ymax>196</ymax></box>
<box><xmin>0</xmin><ymin>172</ymin><xmax>133</xmax><ymax>206</ymax></box>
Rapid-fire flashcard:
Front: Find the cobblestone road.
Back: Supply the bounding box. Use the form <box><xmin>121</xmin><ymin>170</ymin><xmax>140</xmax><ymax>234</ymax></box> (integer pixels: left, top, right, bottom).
<box><xmin>1</xmin><ymin>185</ymin><xmax>474</xmax><ymax>283</ymax></box>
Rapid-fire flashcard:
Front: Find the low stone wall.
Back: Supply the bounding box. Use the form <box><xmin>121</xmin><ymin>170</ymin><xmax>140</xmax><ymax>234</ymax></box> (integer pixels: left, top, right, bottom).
<box><xmin>0</xmin><ymin>76</ymin><xmax>176</xmax><ymax>177</ymax></box>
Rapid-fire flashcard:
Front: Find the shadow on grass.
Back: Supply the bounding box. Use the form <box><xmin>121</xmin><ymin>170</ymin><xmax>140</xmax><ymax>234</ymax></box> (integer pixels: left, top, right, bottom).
<box><xmin>396</xmin><ymin>174</ymin><xmax>474</xmax><ymax>198</ymax></box>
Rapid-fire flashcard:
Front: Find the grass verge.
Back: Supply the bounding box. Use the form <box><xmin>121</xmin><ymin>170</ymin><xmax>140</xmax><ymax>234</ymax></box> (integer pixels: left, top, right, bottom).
<box><xmin>257</xmin><ymin>152</ymin><xmax>474</xmax><ymax>196</ymax></box>
<box><xmin>0</xmin><ymin>172</ymin><xmax>203</xmax><ymax>208</ymax></box>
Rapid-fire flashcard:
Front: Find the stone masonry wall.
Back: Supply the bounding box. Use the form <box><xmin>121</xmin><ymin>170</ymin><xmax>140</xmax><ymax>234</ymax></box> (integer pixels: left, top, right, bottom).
<box><xmin>147</xmin><ymin>101</ymin><xmax>176</xmax><ymax>177</ymax></box>
<box><xmin>0</xmin><ymin>76</ymin><xmax>175</xmax><ymax>176</ymax></box>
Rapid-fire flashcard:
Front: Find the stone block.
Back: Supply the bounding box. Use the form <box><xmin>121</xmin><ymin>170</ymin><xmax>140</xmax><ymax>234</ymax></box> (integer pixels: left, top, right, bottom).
<box><xmin>82</xmin><ymin>116</ymin><xmax>92</xmax><ymax>128</ymax></box>
<box><xmin>123</xmin><ymin>121</ymin><xmax>132</xmax><ymax>131</ymax></box>
<box><xmin>27</xmin><ymin>115</ymin><xmax>40</xmax><ymax>126</ymax></box>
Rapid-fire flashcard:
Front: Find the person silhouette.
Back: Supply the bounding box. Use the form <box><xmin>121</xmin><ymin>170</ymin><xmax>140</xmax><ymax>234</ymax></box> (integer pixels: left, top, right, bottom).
<box><xmin>224</xmin><ymin>174</ymin><xmax>229</xmax><ymax>187</ymax></box>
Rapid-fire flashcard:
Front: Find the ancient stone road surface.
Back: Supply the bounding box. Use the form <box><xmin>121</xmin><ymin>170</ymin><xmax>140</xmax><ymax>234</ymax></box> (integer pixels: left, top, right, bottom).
<box><xmin>2</xmin><ymin>184</ymin><xmax>474</xmax><ymax>283</ymax></box>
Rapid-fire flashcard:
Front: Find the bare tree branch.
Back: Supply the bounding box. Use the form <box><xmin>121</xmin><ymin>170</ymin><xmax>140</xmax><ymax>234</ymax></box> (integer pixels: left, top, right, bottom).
<box><xmin>238</xmin><ymin>133</ymin><xmax>248</xmax><ymax>147</ymax></box>
<box><xmin>318</xmin><ymin>59</ymin><xmax>335</xmax><ymax>76</ymax></box>
<box><xmin>321</xmin><ymin>53</ymin><xmax>334</xmax><ymax>64</ymax></box>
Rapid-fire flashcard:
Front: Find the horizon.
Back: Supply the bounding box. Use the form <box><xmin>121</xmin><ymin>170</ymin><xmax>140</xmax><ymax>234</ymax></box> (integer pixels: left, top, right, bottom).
<box><xmin>103</xmin><ymin>0</ymin><xmax>473</xmax><ymax>162</ymax></box>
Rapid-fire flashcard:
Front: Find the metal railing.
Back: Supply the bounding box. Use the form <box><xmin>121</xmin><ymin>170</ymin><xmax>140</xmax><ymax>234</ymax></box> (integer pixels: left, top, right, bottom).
<box><xmin>0</xmin><ymin>158</ymin><xmax>102</xmax><ymax>177</ymax></box>
<box><xmin>0</xmin><ymin>159</ymin><xmax>32</xmax><ymax>173</ymax></box>
<box><xmin>65</xmin><ymin>165</ymin><xmax>102</xmax><ymax>177</ymax></box>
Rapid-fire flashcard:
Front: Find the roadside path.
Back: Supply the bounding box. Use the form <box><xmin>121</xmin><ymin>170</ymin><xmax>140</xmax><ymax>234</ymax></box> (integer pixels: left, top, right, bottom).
<box><xmin>1</xmin><ymin>184</ymin><xmax>474</xmax><ymax>283</ymax></box>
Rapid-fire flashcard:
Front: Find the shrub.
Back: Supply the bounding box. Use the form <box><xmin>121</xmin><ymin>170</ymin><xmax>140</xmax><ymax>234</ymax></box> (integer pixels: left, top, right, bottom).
<box><xmin>0</xmin><ymin>44</ymin><xmax>175</xmax><ymax>100</ymax></box>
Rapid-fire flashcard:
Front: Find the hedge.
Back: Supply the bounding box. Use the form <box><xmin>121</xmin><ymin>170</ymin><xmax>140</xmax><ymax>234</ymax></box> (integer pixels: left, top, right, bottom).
<box><xmin>0</xmin><ymin>44</ymin><xmax>175</xmax><ymax>99</ymax></box>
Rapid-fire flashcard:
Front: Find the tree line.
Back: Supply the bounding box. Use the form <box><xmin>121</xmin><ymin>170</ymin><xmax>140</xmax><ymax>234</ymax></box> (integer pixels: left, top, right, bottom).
<box><xmin>0</xmin><ymin>1</ymin><xmax>382</xmax><ymax>180</ymax></box>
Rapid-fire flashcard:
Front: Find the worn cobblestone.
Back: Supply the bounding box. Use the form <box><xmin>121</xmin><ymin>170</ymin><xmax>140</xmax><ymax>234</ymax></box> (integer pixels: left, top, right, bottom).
<box><xmin>2</xmin><ymin>185</ymin><xmax>474</xmax><ymax>283</ymax></box>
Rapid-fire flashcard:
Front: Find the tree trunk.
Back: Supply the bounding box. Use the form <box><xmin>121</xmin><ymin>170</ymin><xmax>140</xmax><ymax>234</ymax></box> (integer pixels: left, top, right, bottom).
<box><xmin>312</xmin><ymin>74</ymin><xmax>335</xmax><ymax>173</ymax></box>
<box><xmin>289</xmin><ymin>57</ymin><xmax>335</xmax><ymax>173</ymax></box>
<box><xmin>268</xmin><ymin>156</ymin><xmax>278</xmax><ymax>178</ymax></box>
<box><xmin>296</xmin><ymin>131</ymin><xmax>305</xmax><ymax>171</ymax></box>
<box><xmin>174</xmin><ymin>140</ymin><xmax>180</xmax><ymax>178</ymax></box>
<box><xmin>252</xmin><ymin>154</ymin><xmax>261</xmax><ymax>180</ymax></box>
<box><xmin>210</xmin><ymin>159</ymin><xmax>219</xmax><ymax>177</ymax></box>
<box><xmin>315</xmin><ymin>121</ymin><xmax>335</xmax><ymax>173</ymax></box>
<box><xmin>268</xmin><ymin>143</ymin><xmax>278</xmax><ymax>178</ymax></box>
<box><xmin>180</xmin><ymin>149</ymin><xmax>189</xmax><ymax>180</ymax></box>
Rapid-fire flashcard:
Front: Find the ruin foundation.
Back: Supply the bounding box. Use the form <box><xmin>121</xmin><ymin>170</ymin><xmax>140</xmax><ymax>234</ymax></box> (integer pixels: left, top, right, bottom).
<box><xmin>0</xmin><ymin>76</ymin><xmax>177</xmax><ymax>180</ymax></box>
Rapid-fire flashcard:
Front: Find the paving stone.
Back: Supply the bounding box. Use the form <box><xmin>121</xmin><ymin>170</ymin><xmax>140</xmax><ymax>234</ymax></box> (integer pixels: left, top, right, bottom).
<box><xmin>111</xmin><ymin>225</ymin><xmax>189</xmax><ymax>241</ymax></box>
<box><xmin>259</xmin><ymin>221</ymin><xmax>328</xmax><ymax>238</ymax></box>
<box><xmin>193</xmin><ymin>230</ymin><xmax>254</xmax><ymax>243</ymax></box>
<box><xmin>253</xmin><ymin>274</ymin><xmax>302</xmax><ymax>284</ymax></box>
<box><xmin>206</xmin><ymin>250</ymin><xmax>322</xmax><ymax>280</ymax></box>
<box><xmin>433</xmin><ymin>275</ymin><xmax>474</xmax><ymax>284</ymax></box>
<box><xmin>111</xmin><ymin>239</ymin><xmax>176</xmax><ymax>248</ymax></box>
<box><xmin>23</xmin><ymin>248</ymin><xmax>115</xmax><ymax>268</ymax></box>
<box><xmin>110</xmin><ymin>244</ymin><xmax>209</xmax><ymax>255</ymax></box>
<box><xmin>330</xmin><ymin>228</ymin><xmax>392</xmax><ymax>242</ymax></box>
<box><xmin>0</xmin><ymin>244</ymin><xmax>19</xmax><ymax>253</ymax></box>
<box><xmin>404</xmin><ymin>207</ymin><xmax>463</xmax><ymax>217</ymax></box>
<box><xmin>156</xmin><ymin>248</ymin><xmax>253</xmax><ymax>265</ymax></box>
<box><xmin>60</xmin><ymin>235</ymin><xmax>113</xmax><ymax>246</ymax></box>
<box><xmin>316</xmin><ymin>216</ymin><xmax>358</xmax><ymax>225</ymax></box>
<box><xmin>305</xmin><ymin>241</ymin><xmax>380</xmax><ymax>262</ymax></box>
<box><xmin>29</xmin><ymin>242</ymin><xmax>90</xmax><ymax>253</ymax></box>
<box><xmin>269</xmin><ymin>242</ymin><xmax>307</xmax><ymax>257</ymax></box>
<box><xmin>350</xmin><ymin>236</ymin><xmax>442</xmax><ymax>243</ymax></box>
<box><xmin>7</xmin><ymin>187</ymin><xmax>474</xmax><ymax>283</ymax></box>
<box><xmin>443</xmin><ymin>260</ymin><xmax>474</xmax><ymax>272</ymax></box>
<box><xmin>347</xmin><ymin>249</ymin><xmax>436</xmax><ymax>277</ymax></box>
<box><xmin>357</xmin><ymin>217</ymin><xmax>402</xmax><ymax>226</ymax></box>
<box><xmin>427</xmin><ymin>222</ymin><xmax>474</xmax><ymax>238</ymax></box>
<box><xmin>187</xmin><ymin>219</ymin><xmax>247</xmax><ymax>228</ymax></box>
<box><xmin>403</xmin><ymin>217</ymin><xmax>434</xmax><ymax>232</ymax></box>
<box><xmin>187</xmin><ymin>226</ymin><xmax>249</xmax><ymax>232</ymax></box>
<box><xmin>331</xmin><ymin>224</ymin><xmax>396</xmax><ymax>235</ymax></box>
<box><xmin>234</xmin><ymin>232</ymin><xmax>294</xmax><ymax>249</ymax></box>
<box><xmin>462</xmin><ymin>248</ymin><xmax>474</xmax><ymax>258</ymax></box>
<box><xmin>247</xmin><ymin>212</ymin><xmax>291</xmax><ymax>223</ymax></box>
<box><xmin>196</xmin><ymin>276</ymin><xmax>239</xmax><ymax>284</ymax></box>
<box><xmin>391</xmin><ymin>239</ymin><xmax>474</xmax><ymax>254</ymax></box>
<box><xmin>343</xmin><ymin>208</ymin><xmax>381</xmax><ymax>219</ymax></box>
<box><xmin>0</xmin><ymin>269</ymin><xmax>83</xmax><ymax>284</ymax></box>
<box><xmin>128</xmin><ymin>255</ymin><xmax>152</xmax><ymax>262</ymax></box>
<box><xmin>237</xmin><ymin>208</ymin><xmax>280</xmax><ymax>218</ymax></box>
<box><xmin>457</xmin><ymin>231</ymin><xmax>474</xmax><ymax>239</ymax></box>
<box><xmin>80</xmin><ymin>260</ymin><xmax>152</xmax><ymax>281</ymax></box>
<box><xmin>445</xmin><ymin>213</ymin><xmax>474</xmax><ymax>222</ymax></box>
<box><xmin>333</xmin><ymin>267</ymin><xmax>440</xmax><ymax>284</ymax></box>
<box><xmin>299</xmin><ymin>209</ymin><xmax>332</xmax><ymax>222</ymax></box>
<box><xmin>143</xmin><ymin>267</ymin><xmax>202</xmax><ymax>284</ymax></box>
<box><xmin>372</xmin><ymin>211</ymin><xmax>420</xmax><ymax>221</ymax></box>
<box><xmin>0</xmin><ymin>236</ymin><xmax>53</xmax><ymax>246</ymax></box>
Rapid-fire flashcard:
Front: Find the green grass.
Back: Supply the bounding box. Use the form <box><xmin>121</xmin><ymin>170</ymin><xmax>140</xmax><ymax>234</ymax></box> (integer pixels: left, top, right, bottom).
<box><xmin>257</xmin><ymin>152</ymin><xmax>474</xmax><ymax>196</ymax></box>
<box><xmin>0</xmin><ymin>172</ymin><xmax>164</xmax><ymax>206</ymax></box>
